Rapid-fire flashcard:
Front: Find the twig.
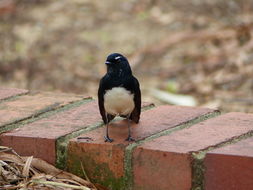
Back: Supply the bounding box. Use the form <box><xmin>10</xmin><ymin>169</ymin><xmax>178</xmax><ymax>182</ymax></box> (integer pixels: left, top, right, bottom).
<box><xmin>0</xmin><ymin>146</ymin><xmax>25</xmax><ymax>162</ymax></box>
<box><xmin>0</xmin><ymin>160</ymin><xmax>22</xmax><ymax>177</ymax></box>
<box><xmin>1</xmin><ymin>185</ymin><xmax>24</xmax><ymax>190</ymax></box>
<box><xmin>0</xmin><ymin>146</ymin><xmax>12</xmax><ymax>153</ymax></box>
<box><xmin>49</xmin><ymin>170</ymin><xmax>63</xmax><ymax>180</ymax></box>
<box><xmin>81</xmin><ymin>161</ymin><xmax>98</xmax><ymax>190</ymax></box>
<box><xmin>30</xmin><ymin>179</ymin><xmax>92</xmax><ymax>190</ymax></box>
<box><xmin>80</xmin><ymin>162</ymin><xmax>90</xmax><ymax>183</ymax></box>
<box><xmin>22</xmin><ymin>156</ymin><xmax>33</xmax><ymax>177</ymax></box>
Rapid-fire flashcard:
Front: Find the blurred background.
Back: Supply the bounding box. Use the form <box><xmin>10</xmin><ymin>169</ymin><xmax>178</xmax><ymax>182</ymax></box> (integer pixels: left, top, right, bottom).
<box><xmin>0</xmin><ymin>0</ymin><xmax>253</xmax><ymax>113</ymax></box>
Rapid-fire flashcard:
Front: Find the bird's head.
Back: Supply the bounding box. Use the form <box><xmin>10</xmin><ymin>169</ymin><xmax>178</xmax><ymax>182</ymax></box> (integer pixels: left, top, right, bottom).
<box><xmin>105</xmin><ymin>53</ymin><xmax>132</xmax><ymax>76</ymax></box>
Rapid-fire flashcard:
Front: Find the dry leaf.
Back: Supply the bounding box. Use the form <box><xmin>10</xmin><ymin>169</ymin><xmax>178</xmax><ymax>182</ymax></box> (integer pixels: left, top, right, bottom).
<box><xmin>0</xmin><ymin>147</ymin><xmax>96</xmax><ymax>190</ymax></box>
<box><xmin>22</xmin><ymin>156</ymin><xmax>33</xmax><ymax>177</ymax></box>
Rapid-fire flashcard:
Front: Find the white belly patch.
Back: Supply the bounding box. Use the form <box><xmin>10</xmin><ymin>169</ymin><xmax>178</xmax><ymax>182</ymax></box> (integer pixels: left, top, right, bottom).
<box><xmin>104</xmin><ymin>87</ymin><xmax>134</xmax><ymax>116</ymax></box>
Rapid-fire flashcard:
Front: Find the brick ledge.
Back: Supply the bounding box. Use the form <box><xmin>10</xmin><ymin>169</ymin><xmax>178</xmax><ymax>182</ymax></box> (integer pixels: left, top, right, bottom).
<box><xmin>0</xmin><ymin>88</ymin><xmax>252</xmax><ymax>190</ymax></box>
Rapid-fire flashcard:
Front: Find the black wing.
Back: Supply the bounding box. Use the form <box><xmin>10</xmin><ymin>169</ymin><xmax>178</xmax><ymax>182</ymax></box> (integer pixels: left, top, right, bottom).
<box><xmin>129</xmin><ymin>76</ymin><xmax>141</xmax><ymax>123</ymax></box>
<box><xmin>98</xmin><ymin>76</ymin><xmax>107</xmax><ymax>124</ymax></box>
<box><xmin>98</xmin><ymin>75</ymin><xmax>115</xmax><ymax>124</ymax></box>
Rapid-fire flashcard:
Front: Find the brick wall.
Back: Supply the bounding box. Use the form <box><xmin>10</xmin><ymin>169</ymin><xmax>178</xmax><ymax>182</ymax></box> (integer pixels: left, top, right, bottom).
<box><xmin>0</xmin><ymin>87</ymin><xmax>252</xmax><ymax>190</ymax></box>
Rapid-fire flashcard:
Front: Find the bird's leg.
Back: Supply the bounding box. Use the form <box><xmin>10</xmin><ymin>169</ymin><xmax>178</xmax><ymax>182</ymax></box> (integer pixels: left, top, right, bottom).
<box><xmin>125</xmin><ymin>115</ymin><xmax>135</xmax><ymax>142</ymax></box>
<box><xmin>104</xmin><ymin>115</ymin><xmax>113</xmax><ymax>143</ymax></box>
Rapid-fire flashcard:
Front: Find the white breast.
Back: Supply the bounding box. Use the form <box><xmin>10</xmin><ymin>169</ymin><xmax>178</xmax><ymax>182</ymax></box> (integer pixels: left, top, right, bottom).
<box><xmin>104</xmin><ymin>87</ymin><xmax>134</xmax><ymax>116</ymax></box>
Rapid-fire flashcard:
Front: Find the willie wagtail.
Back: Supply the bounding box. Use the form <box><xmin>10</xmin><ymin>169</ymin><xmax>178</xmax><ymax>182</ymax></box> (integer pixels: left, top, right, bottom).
<box><xmin>98</xmin><ymin>53</ymin><xmax>141</xmax><ymax>142</ymax></box>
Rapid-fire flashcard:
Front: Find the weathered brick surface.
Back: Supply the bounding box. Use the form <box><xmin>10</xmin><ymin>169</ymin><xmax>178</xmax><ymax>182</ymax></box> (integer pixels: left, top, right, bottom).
<box><xmin>204</xmin><ymin>137</ymin><xmax>253</xmax><ymax>190</ymax></box>
<box><xmin>0</xmin><ymin>87</ymin><xmax>28</xmax><ymax>101</ymax></box>
<box><xmin>0</xmin><ymin>101</ymin><xmax>152</xmax><ymax>165</ymax></box>
<box><xmin>0</xmin><ymin>100</ymin><xmax>99</xmax><ymax>164</ymax></box>
<box><xmin>132</xmin><ymin>112</ymin><xmax>253</xmax><ymax>190</ymax></box>
<box><xmin>67</xmin><ymin>105</ymin><xmax>215</xmax><ymax>189</ymax></box>
<box><xmin>133</xmin><ymin>148</ymin><xmax>191</xmax><ymax>190</ymax></box>
<box><xmin>1</xmin><ymin>87</ymin><xmax>252</xmax><ymax>190</ymax></box>
<box><xmin>0</xmin><ymin>91</ymin><xmax>85</xmax><ymax>130</ymax></box>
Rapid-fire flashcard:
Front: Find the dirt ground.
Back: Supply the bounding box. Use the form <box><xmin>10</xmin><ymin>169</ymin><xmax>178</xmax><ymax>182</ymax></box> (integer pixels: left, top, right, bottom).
<box><xmin>0</xmin><ymin>0</ymin><xmax>253</xmax><ymax>113</ymax></box>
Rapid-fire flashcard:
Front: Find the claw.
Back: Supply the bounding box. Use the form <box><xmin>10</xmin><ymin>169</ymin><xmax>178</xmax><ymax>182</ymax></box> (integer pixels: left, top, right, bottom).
<box><xmin>104</xmin><ymin>136</ymin><xmax>114</xmax><ymax>143</ymax></box>
<box><xmin>125</xmin><ymin>136</ymin><xmax>135</xmax><ymax>142</ymax></box>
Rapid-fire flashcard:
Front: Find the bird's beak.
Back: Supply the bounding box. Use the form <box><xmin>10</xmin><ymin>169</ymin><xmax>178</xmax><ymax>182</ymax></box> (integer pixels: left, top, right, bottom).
<box><xmin>105</xmin><ymin>61</ymin><xmax>112</xmax><ymax>65</ymax></box>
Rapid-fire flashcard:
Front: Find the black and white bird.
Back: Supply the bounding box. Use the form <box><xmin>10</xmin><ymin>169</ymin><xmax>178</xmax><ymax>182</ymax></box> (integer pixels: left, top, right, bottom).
<box><xmin>98</xmin><ymin>53</ymin><xmax>141</xmax><ymax>142</ymax></box>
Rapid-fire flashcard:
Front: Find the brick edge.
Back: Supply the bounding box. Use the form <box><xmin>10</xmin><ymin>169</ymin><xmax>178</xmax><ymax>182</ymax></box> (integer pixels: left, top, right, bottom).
<box><xmin>124</xmin><ymin>110</ymin><xmax>220</xmax><ymax>189</ymax></box>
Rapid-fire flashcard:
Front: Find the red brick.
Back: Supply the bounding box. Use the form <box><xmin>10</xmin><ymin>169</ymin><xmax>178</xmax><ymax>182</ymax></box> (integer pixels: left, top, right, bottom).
<box><xmin>0</xmin><ymin>100</ymin><xmax>99</xmax><ymax>164</ymax></box>
<box><xmin>0</xmin><ymin>91</ymin><xmax>85</xmax><ymax>129</ymax></box>
<box><xmin>204</xmin><ymin>137</ymin><xmax>253</xmax><ymax>190</ymax></box>
<box><xmin>67</xmin><ymin>105</ymin><xmax>214</xmax><ymax>189</ymax></box>
<box><xmin>0</xmin><ymin>87</ymin><xmax>28</xmax><ymax>101</ymax></box>
<box><xmin>0</xmin><ymin>101</ymin><xmax>152</xmax><ymax>165</ymax></box>
<box><xmin>132</xmin><ymin>112</ymin><xmax>253</xmax><ymax>190</ymax></box>
<box><xmin>134</xmin><ymin>149</ymin><xmax>191</xmax><ymax>190</ymax></box>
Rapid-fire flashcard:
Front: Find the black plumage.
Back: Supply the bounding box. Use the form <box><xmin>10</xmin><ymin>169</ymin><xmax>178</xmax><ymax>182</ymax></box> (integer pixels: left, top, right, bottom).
<box><xmin>98</xmin><ymin>53</ymin><xmax>141</xmax><ymax>142</ymax></box>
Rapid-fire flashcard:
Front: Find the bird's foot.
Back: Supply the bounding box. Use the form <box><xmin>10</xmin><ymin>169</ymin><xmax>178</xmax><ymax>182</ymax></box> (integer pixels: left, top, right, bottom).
<box><xmin>104</xmin><ymin>136</ymin><xmax>114</xmax><ymax>143</ymax></box>
<box><xmin>125</xmin><ymin>136</ymin><xmax>135</xmax><ymax>142</ymax></box>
